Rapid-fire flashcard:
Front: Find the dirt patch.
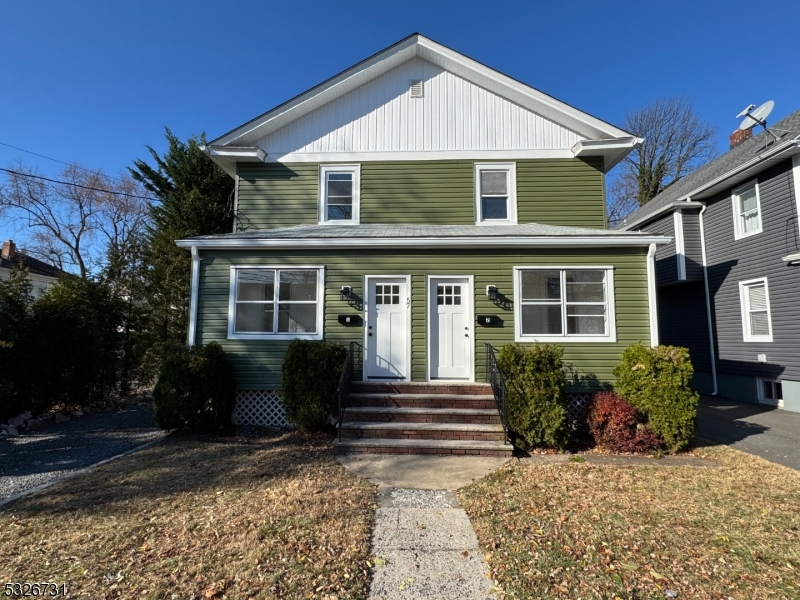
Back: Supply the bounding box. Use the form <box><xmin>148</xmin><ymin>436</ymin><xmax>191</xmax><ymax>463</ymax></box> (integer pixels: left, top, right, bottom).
<box><xmin>460</xmin><ymin>444</ymin><xmax>800</xmax><ymax>599</ymax></box>
<box><xmin>0</xmin><ymin>431</ymin><xmax>376</xmax><ymax>599</ymax></box>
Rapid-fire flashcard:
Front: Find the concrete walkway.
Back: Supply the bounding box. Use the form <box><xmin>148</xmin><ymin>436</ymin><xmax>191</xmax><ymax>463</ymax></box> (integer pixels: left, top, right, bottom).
<box><xmin>697</xmin><ymin>396</ymin><xmax>800</xmax><ymax>471</ymax></box>
<box><xmin>368</xmin><ymin>488</ymin><xmax>497</xmax><ymax>599</ymax></box>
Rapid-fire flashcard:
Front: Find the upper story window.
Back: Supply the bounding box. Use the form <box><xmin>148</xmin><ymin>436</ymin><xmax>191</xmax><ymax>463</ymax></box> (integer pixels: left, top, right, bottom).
<box><xmin>320</xmin><ymin>164</ymin><xmax>360</xmax><ymax>224</ymax></box>
<box><xmin>732</xmin><ymin>180</ymin><xmax>762</xmax><ymax>240</ymax></box>
<box><xmin>228</xmin><ymin>266</ymin><xmax>324</xmax><ymax>340</ymax></box>
<box><xmin>513</xmin><ymin>267</ymin><xmax>616</xmax><ymax>342</ymax></box>
<box><xmin>475</xmin><ymin>163</ymin><xmax>517</xmax><ymax>225</ymax></box>
<box><xmin>739</xmin><ymin>277</ymin><xmax>772</xmax><ymax>342</ymax></box>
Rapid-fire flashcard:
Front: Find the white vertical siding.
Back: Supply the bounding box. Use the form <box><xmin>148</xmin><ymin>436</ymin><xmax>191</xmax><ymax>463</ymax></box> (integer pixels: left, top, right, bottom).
<box><xmin>258</xmin><ymin>58</ymin><xmax>584</xmax><ymax>156</ymax></box>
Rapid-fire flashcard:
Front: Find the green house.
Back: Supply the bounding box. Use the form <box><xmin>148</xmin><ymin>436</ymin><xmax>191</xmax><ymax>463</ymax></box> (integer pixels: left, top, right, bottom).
<box><xmin>178</xmin><ymin>34</ymin><xmax>667</xmax><ymax>452</ymax></box>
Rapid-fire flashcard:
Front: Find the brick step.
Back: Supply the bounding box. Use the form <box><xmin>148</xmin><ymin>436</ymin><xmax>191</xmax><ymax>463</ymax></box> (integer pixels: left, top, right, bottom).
<box><xmin>352</xmin><ymin>381</ymin><xmax>492</xmax><ymax>396</ymax></box>
<box><xmin>348</xmin><ymin>393</ymin><xmax>497</xmax><ymax>409</ymax></box>
<box><xmin>340</xmin><ymin>421</ymin><xmax>505</xmax><ymax>442</ymax></box>
<box><xmin>344</xmin><ymin>406</ymin><xmax>501</xmax><ymax>424</ymax></box>
<box><xmin>333</xmin><ymin>437</ymin><xmax>513</xmax><ymax>457</ymax></box>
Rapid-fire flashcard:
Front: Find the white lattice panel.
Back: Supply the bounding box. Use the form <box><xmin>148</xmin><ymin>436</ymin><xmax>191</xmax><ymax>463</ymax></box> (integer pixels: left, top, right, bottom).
<box><xmin>567</xmin><ymin>392</ymin><xmax>592</xmax><ymax>427</ymax></box>
<box><xmin>233</xmin><ymin>390</ymin><xmax>290</xmax><ymax>428</ymax></box>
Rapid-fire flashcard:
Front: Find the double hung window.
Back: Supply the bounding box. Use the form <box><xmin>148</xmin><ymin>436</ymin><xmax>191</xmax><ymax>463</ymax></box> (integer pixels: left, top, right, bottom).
<box><xmin>475</xmin><ymin>163</ymin><xmax>516</xmax><ymax>224</ymax></box>
<box><xmin>514</xmin><ymin>267</ymin><xmax>615</xmax><ymax>342</ymax></box>
<box><xmin>732</xmin><ymin>180</ymin><xmax>762</xmax><ymax>239</ymax></box>
<box><xmin>229</xmin><ymin>267</ymin><xmax>324</xmax><ymax>340</ymax></box>
<box><xmin>320</xmin><ymin>165</ymin><xmax>360</xmax><ymax>224</ymax></box>
<box><xmin>739</xmin><ymin>278</ymin><xmax>772</xmax><ymax>342</ymax></box>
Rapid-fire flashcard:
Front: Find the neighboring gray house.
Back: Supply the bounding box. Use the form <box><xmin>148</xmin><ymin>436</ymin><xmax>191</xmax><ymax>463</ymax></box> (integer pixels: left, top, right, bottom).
<box><xmin>0</xmin><ymin>239</ymin><xmax>62</xmax><ymax>296</ymax></box>
<box><xmin>620</xmin><ymin>109</ymin><xmax>800</xmax><ymax>412</ymax></box>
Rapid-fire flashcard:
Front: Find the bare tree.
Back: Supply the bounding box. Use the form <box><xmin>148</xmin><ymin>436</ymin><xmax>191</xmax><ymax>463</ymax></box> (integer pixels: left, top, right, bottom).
<box><xmin>608</xmin><ymin>98</ymin><xmax>718</xmax><ymax>226</ymax></box>
<box><xmin>0</xmin><ymin>163</ymin><xmax>149</xmax><ymax>278</ymax></box>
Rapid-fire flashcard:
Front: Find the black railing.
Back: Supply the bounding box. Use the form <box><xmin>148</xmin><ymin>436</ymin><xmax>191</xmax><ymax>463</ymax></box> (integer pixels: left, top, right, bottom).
<box><xmin>485</xmin><ymin>343</ymin><xmax>509</xmax><ymax>443</ymax></box>
<box><xmin>337</xmin><ymin>342</ymin><xmax>356</xmax><ymax>442</ymax></box>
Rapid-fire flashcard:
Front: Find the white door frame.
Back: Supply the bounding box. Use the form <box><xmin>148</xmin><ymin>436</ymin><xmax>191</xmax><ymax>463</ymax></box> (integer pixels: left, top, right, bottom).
<box><xmin>363</xmin><ymin>274</ymin><xmax>412</xmax><ymax>382</ymax></box>
<box><xmin>425</xmin><ymin>275</ymin><xmax>475</xmax><ymax>382</ymax></box>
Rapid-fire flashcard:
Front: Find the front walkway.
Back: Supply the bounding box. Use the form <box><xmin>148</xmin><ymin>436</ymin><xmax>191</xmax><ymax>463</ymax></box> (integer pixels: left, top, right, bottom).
<box><xmin>697</xmin><ymin>395</ymin><xmax>800</xmax><ymax>471</ymax></box>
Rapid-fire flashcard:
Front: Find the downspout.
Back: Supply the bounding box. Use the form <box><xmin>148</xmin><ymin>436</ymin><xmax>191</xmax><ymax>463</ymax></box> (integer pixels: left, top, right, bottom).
<box><xmin>646</xmin><ymin>243</ymin><xmax>659</xmax><ymax>347</ymax></box>
<box><xmin>188</xmin><ymin>246</ymin><xmax>201</xmax><ymax>347</ymax></box>
<box><xmin>698</xmin><ymin>203</ymin><xmax>718</xmax><ymax>395</ymax></box>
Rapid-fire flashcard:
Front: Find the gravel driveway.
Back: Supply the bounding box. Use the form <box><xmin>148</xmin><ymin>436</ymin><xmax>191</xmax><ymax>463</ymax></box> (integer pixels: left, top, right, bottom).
<box><xmin>0</xmin><ymin>402</ymin><xmax>165</xmax><ymax>501</ymax></box>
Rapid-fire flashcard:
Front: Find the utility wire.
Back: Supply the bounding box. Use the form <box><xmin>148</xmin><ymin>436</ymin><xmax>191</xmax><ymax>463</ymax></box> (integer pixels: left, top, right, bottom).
<box><xmin>0</xmin><ymin>167</ymin><xmax>158</xmax><ymax>202</ymax></box>
<box><xmin>0</xmin><ymin>140</ymin><xmax>131</xmax><ymax>185</ymax></box>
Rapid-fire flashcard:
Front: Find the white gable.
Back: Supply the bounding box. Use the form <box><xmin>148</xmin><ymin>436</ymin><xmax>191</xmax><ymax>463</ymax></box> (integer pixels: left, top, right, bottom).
<box><xmin>258</xmin><ymin>58</ymin><xmax>584</xmax><ymax>160</ymax></box>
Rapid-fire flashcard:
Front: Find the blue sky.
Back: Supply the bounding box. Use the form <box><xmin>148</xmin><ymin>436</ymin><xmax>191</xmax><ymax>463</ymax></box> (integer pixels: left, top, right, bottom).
<box><xmin>1</xmin><ymin>0</ymin><xmax>798</xmax><ymax>187</ymax></box>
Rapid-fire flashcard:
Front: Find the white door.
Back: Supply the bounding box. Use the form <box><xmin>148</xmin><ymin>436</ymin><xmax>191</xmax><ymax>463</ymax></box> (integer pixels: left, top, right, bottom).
<box><xmin>429</xmin><ymin>277</ymin><xmax>472</xmax><ymax>380</ymax></box>
<box><xmin>365</xmin><ymin>277</ymin><xmax>410</xmax><ymax>380</ymax></box>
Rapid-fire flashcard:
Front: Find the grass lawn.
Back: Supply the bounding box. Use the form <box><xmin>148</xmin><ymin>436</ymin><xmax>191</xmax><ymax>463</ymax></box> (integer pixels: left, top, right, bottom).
<box><xmin>0</xmin><ymin>432</ymin><xmax>376</xmax><ymax>600</ymax></box>
<box><xmin>460</xmin><ymin>444</ymin><xmax>800</xmax><ymax>600</ymax></box>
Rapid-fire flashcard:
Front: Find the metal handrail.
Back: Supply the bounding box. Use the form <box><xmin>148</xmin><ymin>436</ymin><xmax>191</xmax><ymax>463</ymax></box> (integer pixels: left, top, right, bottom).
<box><xmin>336</xmin><ymin>342</ymin><xmax>355</xmax><ymax>442</ymax></box>
<box><xmin>485</xmin><ymin>343</ymin><xmax>509</xmax><ymax>443</ymax></box>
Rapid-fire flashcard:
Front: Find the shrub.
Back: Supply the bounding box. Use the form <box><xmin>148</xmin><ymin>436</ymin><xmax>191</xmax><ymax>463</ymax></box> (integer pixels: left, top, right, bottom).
<box><xmin>152</xmin><ymin>342</ymin><xmax>236</xmax><ymax>432</ymax></box>
<box><xmin>586</xmin><ymin>391</ymin><xmax>661</xmax><ymax>453</ymax></box>
<box><xmin>613</xmin><ymin>342</ymin><xmax>698</xmax><ymax>452</ymax></box>
<box><xmin>282</xmin><ymin>340</ymin><xmax>347</xmax><ymax>432</ymax></box>
<box><xmin>0</xmin><ymin>266</ymin><xmax>34</xmax><ymax>421</ymax></box>
<box><xmin>496</xmin><ymin>343</ymin><xmax>570</xmax><ymax>449</ymax></box>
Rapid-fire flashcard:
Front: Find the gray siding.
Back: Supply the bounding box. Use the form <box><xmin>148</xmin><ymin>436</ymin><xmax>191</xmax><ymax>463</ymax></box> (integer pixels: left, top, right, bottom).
<box><xmin>704</xmin><ymin>159</ymin><xmax>800</xmax><ymax>381</ymax></box>
<box><xmin>646</xmin><ymin>215</ymin><xmax>678</xmax><ymax>286</ymax></box>
<box><xmin>682</xmin><ymin>209</ymin><xmax>704</xmax><ymax>280</ymax></box>
<box><xmin>657</xmin><ymin>281</ymin><xmax>711</xmax><ymax>374</ymax></box>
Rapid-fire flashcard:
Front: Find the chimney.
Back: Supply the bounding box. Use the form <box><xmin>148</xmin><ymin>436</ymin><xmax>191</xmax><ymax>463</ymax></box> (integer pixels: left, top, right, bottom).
<box><xmin>2</xmin><ymin>240</ymin><xmax>16</xmax><ymax>261</ymax></box>
<box><xmin>729</xmin><ymin>128</ymin><xmax>752</xmax><ymax>149</ymax></box>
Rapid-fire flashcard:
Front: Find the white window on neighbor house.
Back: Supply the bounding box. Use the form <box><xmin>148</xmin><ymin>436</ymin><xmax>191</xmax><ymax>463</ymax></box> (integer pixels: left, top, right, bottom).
<box><xmin>759</xmin><ymin>378</ymin><xmax>783</xmax><ymax>406</ymax></box>
<box><xmin>475</xmin><ymin>163</ymin><xmax>517</xmax><ymax>224</ymax></box>
<box><xmin>732</xmin><ymin>180</ymin><xmax>762</xmax><ymax>239</ymax></box>
<box><xmin>320</xmin><ymin>164</ymin><xmax>360</xmax><ymax>224</ymax></box>
<box><xmin>228</xmin><ymin>266</ymin><xmax>324</xmax><ymax>340</ymax></box>
<box><xmin>513</xmin><ymin>267</ymin><xmax>616</xmax><ymax>342</ymax></box>
<box><xmin>739</xmin><ymin>277</ymin><xmax>772</xmax><ymax>342</ymax></box>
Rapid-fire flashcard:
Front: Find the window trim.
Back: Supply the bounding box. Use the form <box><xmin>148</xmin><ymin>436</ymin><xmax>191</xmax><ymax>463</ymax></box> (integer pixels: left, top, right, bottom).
<box><xmin>731</xmin><ymin>179</ymin><xmax>763</xmax><ymax>240</ymax></box>
<box><xmin>474</xmin><ymin>163</ymin><xmax>517</xmax><ymax>225</ymax></box>
<box><xmin>513</xmin><ymin>266</ymin><xmax>617</xmax><ymax>343</ymax></box>
<box><xmin>319</xmin><ymin>164</ymin><xmax>360</xmax><ymax>225</ymax></box>
<box><xmin>739</xmin><ymin>277</ymin><xmax>773</xmax><ymax>342</ymax></box>
<box><xmin>227</xmin><ymin>265</ymin><xmax>325</xmax><ymax>340</ymax></box>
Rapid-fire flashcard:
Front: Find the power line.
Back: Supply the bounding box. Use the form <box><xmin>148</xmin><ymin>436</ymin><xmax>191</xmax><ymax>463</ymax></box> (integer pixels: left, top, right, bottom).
<box><xmin>0</xmin><ymin>140</ymin><xmax>131</xmax><ymax>185</ymax></box>
<box><xmin>0</xmin><ymin>167</ymin><xmax>158</xmax><ymax>202</ymax></box>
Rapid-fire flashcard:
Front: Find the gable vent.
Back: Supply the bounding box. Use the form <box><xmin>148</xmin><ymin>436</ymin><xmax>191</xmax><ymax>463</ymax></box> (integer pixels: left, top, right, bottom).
<box><xmin>409</xmin><ymin>80</ymin><xmax>423</xmax><ymax>98</ymax></box>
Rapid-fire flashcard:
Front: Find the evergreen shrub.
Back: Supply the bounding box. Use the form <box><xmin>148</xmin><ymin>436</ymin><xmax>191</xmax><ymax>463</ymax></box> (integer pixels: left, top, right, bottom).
<box><xmin>586</xmin><ymin>391</ymin><xmax>661</xmax><ymax>453</ymax></box>
<box><xmin>153</xmin><ymin>342</ymin><xmax>236</xmax><ymax>432</ymax></box>
<box><xmin>281</xmin><ymin>340</ymin><xmax>347</xmax><ymax>432</ymax></box>
<box><xmin>496</xmin><ymin>343</ymin><xmax>569</xmax><ymax>449</ymax></box>
<box><xmin>613</xmin><ymin>342</ymin><xmax>698</xmax><ymax>452</ymax></box>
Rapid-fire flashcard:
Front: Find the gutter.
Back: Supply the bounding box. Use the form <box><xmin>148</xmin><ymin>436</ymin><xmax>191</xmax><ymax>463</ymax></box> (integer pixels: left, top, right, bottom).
<box><xmin>698</xmin><ymin>203</ymin><xmax>718</xmax><ymax>395</ymax></box>
<box><xmin>646</xmin><ymin>243</ymin><xmax>659</xmax><ymax>347</ymax></box>
<box><xmin>187</xmin><ymin>246</ymin><xmax>201</xmax><ymax>347</ymax></box>
<box><xmin>175</xmin><ymin>234</ymin><xmax>670</xmax><ymax>250</ymax></box>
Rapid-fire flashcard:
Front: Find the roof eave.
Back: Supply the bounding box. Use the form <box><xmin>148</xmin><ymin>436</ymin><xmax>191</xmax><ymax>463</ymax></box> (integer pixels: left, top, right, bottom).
<box><xmin>201</xmin><ymin>145</ymin><xmax>268</xmax><ymax>178</ymax></box>
<box><xmin>571</xmin><ymin>137</ymin><xmax>643</xmax><ymax>173</ymax></box>
<box><xmin>176</xmin><ymin>234</ymin><xmax>670</xmax><ymax>250</ymax></box>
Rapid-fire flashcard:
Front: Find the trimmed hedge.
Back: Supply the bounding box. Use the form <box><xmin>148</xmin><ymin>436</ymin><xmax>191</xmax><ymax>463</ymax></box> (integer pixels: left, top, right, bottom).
<box><xmin>586</xmin><ymin>391</ymin><xmax>661</xmax><ymax>453</ymax></box>
<box><xmin>152</xmin><ymin>342</ymin><xmax>236</xmax><ymax>432</ymax></box>
<box><xmin>281</xmin><ymin>340</ymin><xmax>347</xmax><ymax>431</ymax></box>
<box><xmin>497</xmin><ymin>343</ymin><xmax>569</xmax><ymax>449</ymax></box>
<box><xmin>613</xmin><ymin>342</ymin><xmax>698</xmax><ymax>452</ymax></box>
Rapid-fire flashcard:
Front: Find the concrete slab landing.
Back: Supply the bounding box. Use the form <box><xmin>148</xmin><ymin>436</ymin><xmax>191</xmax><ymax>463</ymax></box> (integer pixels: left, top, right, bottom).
<box><xmin>337</xmin><ymin>454</ymin><xmax>510</xmax><ymax>490</ymax></box>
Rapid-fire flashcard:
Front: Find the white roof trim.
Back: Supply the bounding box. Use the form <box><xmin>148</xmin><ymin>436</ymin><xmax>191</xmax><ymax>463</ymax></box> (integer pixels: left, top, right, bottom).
<box><xmin>623</xmin><ymin>201</ymin><xmax>705</xmax><ymax>229</ymax></box>
<box><xmin>176</xmin><ymin>234</ymin><xmax>669</xmax><ymax>250</ymax></box>
<box><xmin>209</xmin><ymin>34</ymin><xmax>632</xmax><ymax>148</ymax></box>
<box><xmin>204</xmin><ymin>145</ymin><xmax>267</xmax><ymax>162</ymax></box>
<box><xmin>572</xmin><ymin>137</ymin><xmax>643</xmax><ymax>171</ymax></box>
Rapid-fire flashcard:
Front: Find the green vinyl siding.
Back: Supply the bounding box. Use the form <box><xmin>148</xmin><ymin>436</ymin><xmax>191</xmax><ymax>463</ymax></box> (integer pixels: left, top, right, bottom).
<box><xmin>235</xmin><ymin>158</ymin><xmax>606</xmax><ymax>230</ymax></box>
<box><xmin>196</xmin><ymin>247</ymin><xmax>649</xmax><ymax>390</ymax></box>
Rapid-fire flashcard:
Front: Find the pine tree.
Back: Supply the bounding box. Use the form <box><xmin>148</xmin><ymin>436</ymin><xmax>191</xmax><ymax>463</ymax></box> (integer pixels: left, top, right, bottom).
<box><xmin>130</xmin><ymin>129</ymin><xmax>233</xmax><ymax>371</ymax></box>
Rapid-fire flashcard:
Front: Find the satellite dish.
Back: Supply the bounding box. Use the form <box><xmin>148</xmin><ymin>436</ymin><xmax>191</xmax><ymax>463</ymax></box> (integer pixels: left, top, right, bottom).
<box><xmin>739</xmin><ymin>100</ymin><xmax>774</xmax><ymax>131</ymax></box>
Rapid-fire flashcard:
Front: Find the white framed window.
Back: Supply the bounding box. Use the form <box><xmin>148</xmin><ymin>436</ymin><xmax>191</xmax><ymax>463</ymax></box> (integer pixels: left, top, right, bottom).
<box><xmin>739</xmin><ymin>277</ymin><xmax>772</xmax><ymax>342</ymax></box>
<box><xmin>319</xmin><ymin>164</ymin><xmax>360</xmax><ymax>224</ymax></box>
<box><xmin>731</xmin><ymin>180</ymin><xmax>762</xmax><ymax>240</ymax></box>
<box><xmin>758</xmin><ymin>378</ymin><xmax>783</xmax><ymax>406</ymax></box>
<box><xmin>228</xmin><ymin>266</ymin><xmax>324</xmax><ymax>340</ymax></box>
<box><xmin>513</xmin><ymin>266</ymin><xmax>616</xmax><ymax>342</ymax></box>
<box><xmin>475</xmin><ymin>163</ymin><xmax>517</xmax><ymax>225</ymax></box>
